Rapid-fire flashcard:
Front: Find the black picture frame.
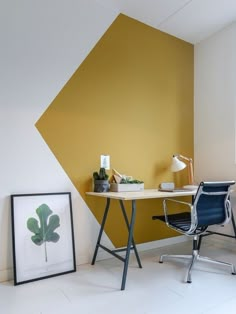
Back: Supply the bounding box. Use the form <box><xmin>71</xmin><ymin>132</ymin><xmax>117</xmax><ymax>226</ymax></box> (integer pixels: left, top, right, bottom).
<box><xmin>11</xmin><ymin>192</ymin><xmax>76</xmax><ymax>285</ymax></box>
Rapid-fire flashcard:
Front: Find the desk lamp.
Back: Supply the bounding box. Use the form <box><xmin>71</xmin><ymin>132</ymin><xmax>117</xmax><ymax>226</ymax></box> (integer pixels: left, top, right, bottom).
<box><xmin>171</xmin><ymin>154</ymin><xmax>198</xmax><ymax>190</ymax></box>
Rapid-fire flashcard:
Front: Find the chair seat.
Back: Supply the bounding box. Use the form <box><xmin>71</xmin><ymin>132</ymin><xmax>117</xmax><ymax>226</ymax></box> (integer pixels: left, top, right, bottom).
<box><xmin>168</xmin><ymin>212</ymin><xmax>191</xmax><ymax>232</ymax></box>
<box><xmin>152</xmin><ymin>212</ymin><xmax>191</xmax><ymax>232</ymax></box>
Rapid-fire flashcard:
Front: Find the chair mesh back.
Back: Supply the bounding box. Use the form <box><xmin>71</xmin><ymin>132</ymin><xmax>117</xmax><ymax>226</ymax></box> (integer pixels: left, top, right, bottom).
<box><xmin>195</xmin><ymin>183</ymin><xmax>230</xmax><ymax>228</ymax></box>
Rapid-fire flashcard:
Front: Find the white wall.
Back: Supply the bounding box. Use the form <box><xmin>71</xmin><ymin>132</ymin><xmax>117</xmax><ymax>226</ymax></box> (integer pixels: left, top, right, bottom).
<box><xmin>195</xmin><ymin>22</ymin><xmax>236</xmax><ymax>181</ymax></box>
<box><xmin>0</xmin><ymin>0</ymin><xmax>118</xmax><ymax>282</ymax></box>
<box><xmin>194</xmin><ymin>22</ymin><xmax>236</xmax><ymax>235</ymax></box>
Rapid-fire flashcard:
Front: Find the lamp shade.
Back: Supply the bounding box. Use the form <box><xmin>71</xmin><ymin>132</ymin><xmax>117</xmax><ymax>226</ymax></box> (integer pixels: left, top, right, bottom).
<box><xmin>171</xmin><ymin>156</ymin><xmax>186</xmax><ymax>172</ymax></box>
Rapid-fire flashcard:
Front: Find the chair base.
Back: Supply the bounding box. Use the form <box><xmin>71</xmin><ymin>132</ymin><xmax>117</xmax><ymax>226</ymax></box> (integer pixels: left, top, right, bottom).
<box><xmin>159</xmin><ymin>250</ymin><xmax>236</xmax><ymax>283</ymax></box>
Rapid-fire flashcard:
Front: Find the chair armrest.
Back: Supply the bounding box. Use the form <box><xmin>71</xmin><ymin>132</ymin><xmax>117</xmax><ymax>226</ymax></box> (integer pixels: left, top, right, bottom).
<box><xmin>164</xmin><ymin>198</ymin><xmax>192</xmax><ymax>207</ymax></box>
<box><xmin>223</xmin><ymin>199</ymin><xmax>232</xmax><ymax>225</ymax></box>
<box><xmin>163</xmin><ymin>198</ymin><xmax>193</xmax><ymax>224</ymax></box>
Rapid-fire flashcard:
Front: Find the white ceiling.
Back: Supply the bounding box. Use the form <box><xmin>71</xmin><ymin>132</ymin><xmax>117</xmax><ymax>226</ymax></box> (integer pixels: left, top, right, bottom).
<box><xmin>96</xmin><ymin>0</ymin><xmax>236</xmax><ymax>44</ymax></box>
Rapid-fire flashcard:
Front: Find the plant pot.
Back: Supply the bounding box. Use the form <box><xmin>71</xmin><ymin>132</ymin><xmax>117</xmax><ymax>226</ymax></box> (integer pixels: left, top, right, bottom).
<box><xmin>94</xmin><ymin>180</ymin><xmax>110</xmax><ymax>193</ymax></box>
<box><xmin>110</xmin><ymin>183</ymin><xmax>144</xmax><ymax>192</ymax></box>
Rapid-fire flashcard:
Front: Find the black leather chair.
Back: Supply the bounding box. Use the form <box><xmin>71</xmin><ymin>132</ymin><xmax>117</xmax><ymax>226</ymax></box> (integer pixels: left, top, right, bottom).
<box><xmin>156</xmin><ymin>181</ymin><xmax>236</xmax><ymax>283</ymax></box>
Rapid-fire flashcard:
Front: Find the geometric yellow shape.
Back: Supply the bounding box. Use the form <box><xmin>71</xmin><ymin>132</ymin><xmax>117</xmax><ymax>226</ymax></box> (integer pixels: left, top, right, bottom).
<box><xmin>36</xmin><ymin>14</ymin><xmax>193</xmax><ymax>247</ymax></box>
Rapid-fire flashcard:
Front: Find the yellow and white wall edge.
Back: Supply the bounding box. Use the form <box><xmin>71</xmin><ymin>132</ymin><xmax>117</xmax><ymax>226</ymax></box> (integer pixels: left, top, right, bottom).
<box><xmin>1</xmin><ymin>0</ymin><xmax>236</xmax><ymax>283</ymax></box>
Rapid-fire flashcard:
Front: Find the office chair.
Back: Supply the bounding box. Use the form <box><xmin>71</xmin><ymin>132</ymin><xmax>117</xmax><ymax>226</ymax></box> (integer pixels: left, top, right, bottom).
<box><xmin>156</xmin><ymin>181</ymin><xmax>236</xmax><ymax>283</ymax></box>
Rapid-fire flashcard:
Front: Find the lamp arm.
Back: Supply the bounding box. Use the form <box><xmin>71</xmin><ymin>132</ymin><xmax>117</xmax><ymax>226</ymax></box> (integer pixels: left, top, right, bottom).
<box><xmin>187</xmin><ymin>160</ymin><xmax>194</xmax><ymax>185</ymax></box>
<box><xmin>176</xmin><ymin>154</ymin><xmax>192</xmax><ymax>163</ymax></box>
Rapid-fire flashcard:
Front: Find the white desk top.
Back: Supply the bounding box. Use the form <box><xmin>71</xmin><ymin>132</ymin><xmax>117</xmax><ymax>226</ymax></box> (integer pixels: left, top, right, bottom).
<box><xmin>86</xmin><ymin>189</ymin><xmax>196</xmax><ymax>201</ymax></box>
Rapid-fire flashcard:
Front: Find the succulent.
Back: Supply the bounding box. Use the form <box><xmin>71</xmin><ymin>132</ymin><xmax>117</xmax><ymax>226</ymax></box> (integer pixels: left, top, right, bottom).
<box><xmin>93</xmin><ymin>167</ymin><xmax>109</xmax><ymax>181</ymax></box>
<box><xmin>120</xmin><ymin>178</ymin><xmax>144</xmax><ymax>184</ymax></box>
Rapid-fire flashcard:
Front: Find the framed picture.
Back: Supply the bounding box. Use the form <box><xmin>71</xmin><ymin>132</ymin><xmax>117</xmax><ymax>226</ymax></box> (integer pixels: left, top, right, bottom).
<box><xmin>11</xmin><ymin>192</ymin><xmax>76</xmax><ymax>285</ymax></box>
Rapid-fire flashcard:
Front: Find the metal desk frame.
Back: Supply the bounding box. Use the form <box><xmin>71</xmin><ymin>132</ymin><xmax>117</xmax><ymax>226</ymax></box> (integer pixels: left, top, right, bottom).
<box><xmin>86</xmin><ymin>189</ymin><xmax>196</xmax><ymax>290</ymax></box>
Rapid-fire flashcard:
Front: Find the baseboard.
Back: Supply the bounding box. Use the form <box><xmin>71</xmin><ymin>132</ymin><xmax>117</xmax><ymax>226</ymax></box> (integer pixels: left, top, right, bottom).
<box><xmin>1</xmin><ymin>236</ymin><xmax>189</xmax><ymax>283</ymax></box>
<box><xmin>0</xmin><ymin>268</ymin><xmax>13</xmax><ymax>283</ymax></box>
<box><xmin>77</xmin><ymin>254</ymin><xmax>92</xmax><ymax>266</ymax></box>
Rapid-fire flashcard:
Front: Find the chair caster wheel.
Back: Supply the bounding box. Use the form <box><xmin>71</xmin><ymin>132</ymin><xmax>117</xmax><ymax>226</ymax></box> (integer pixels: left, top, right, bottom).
<box><xmin>187</xmin><ymin>280</ymin><xmax>192</xmax><ymax>283</ymax></box>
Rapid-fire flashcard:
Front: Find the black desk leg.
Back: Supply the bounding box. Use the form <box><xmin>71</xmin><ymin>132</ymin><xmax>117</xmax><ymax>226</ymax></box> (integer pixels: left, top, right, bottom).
<box><xmin>91</xmin><ymin>198</ymin><xmax>110</xmax><ymax>265</ymax></box>
<box><xmin>119</xmin><ymin>200</ymin><xmax>142</xmax><ymax>269</ymax></box>
<box><xmin>121</xmin><ymin>200</ymin><xmax>137</xmax><ymax>290</ymax></box>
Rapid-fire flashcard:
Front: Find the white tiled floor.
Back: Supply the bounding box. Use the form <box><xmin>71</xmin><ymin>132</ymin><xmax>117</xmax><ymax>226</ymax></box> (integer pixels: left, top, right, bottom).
<box><xmin>1</xmin><ymin>238</ymin><xmax>236</xmax><ymax>314</ymax></box>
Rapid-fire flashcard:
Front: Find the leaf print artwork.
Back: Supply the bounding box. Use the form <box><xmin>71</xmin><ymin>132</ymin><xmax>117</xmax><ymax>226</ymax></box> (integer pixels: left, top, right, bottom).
<box><xmin>27</xmin><ymin>204</ymin><xmax>60</xmax><ymax>262</ymax></box>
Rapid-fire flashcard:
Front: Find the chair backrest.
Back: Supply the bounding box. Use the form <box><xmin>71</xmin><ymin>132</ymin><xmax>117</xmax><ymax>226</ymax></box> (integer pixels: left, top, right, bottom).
<box><xmin>191</xmin><ymin>181</ymin><xmax>235</xmax><ymax>231</ymax></box>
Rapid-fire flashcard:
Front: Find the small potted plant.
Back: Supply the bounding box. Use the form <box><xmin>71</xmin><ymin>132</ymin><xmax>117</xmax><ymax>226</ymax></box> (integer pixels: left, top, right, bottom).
<box><xmin>93</xmin><ymin>167</ymin><xmax>110</xmax><ymax>192</ymax></box>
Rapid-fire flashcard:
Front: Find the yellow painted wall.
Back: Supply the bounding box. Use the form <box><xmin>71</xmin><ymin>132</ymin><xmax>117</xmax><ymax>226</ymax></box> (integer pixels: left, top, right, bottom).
<box><xmin>36</xmin><ymin>14</ymin><xmax>193</xmax><ymax>247</ymax></box>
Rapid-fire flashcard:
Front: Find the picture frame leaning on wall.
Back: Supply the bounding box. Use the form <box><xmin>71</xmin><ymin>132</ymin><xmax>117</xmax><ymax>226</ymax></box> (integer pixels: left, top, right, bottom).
<box><xmin>11</xmin><ymin>192</ymin><xmax>76</xmax><ymax>285</ymax></box>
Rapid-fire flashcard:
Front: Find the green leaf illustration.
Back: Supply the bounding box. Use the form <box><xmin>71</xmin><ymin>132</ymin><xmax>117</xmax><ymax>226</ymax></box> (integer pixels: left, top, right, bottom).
<box><xmin>27</xmin><ymin>203</ymin><xmax>60</xmax><ymax>262</ymax></box>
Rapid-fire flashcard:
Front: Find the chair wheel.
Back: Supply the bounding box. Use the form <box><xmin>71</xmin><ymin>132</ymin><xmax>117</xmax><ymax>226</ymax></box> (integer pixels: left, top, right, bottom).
<box><xmin>232</xmin><ymin>272</ymin><xmax>236</xmax><ymax>275</ymax></box>
<box><xmin>187</xmin><ymin>280</ymin><xmax>192</xmax><ymax>283</ymax></box>
<box><xmin>159</xmin><ymin>261</ymin><xmax>163</xmax><ymax>263</ymax></box>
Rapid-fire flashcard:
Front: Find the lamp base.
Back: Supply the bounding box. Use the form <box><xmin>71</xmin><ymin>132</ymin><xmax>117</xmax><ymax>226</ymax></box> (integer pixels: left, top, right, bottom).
<box><xmin>183</xmin><ymin>185</ymin><xmax>199</xmax><ymax>190</ymax></box>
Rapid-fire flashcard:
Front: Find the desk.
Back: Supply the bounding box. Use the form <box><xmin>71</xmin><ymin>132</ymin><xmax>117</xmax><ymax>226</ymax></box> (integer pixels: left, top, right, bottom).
<box><xmin>86</xmin><ymin>189</ymin><xmax>196</xmax><ymax>290</ymax></box>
